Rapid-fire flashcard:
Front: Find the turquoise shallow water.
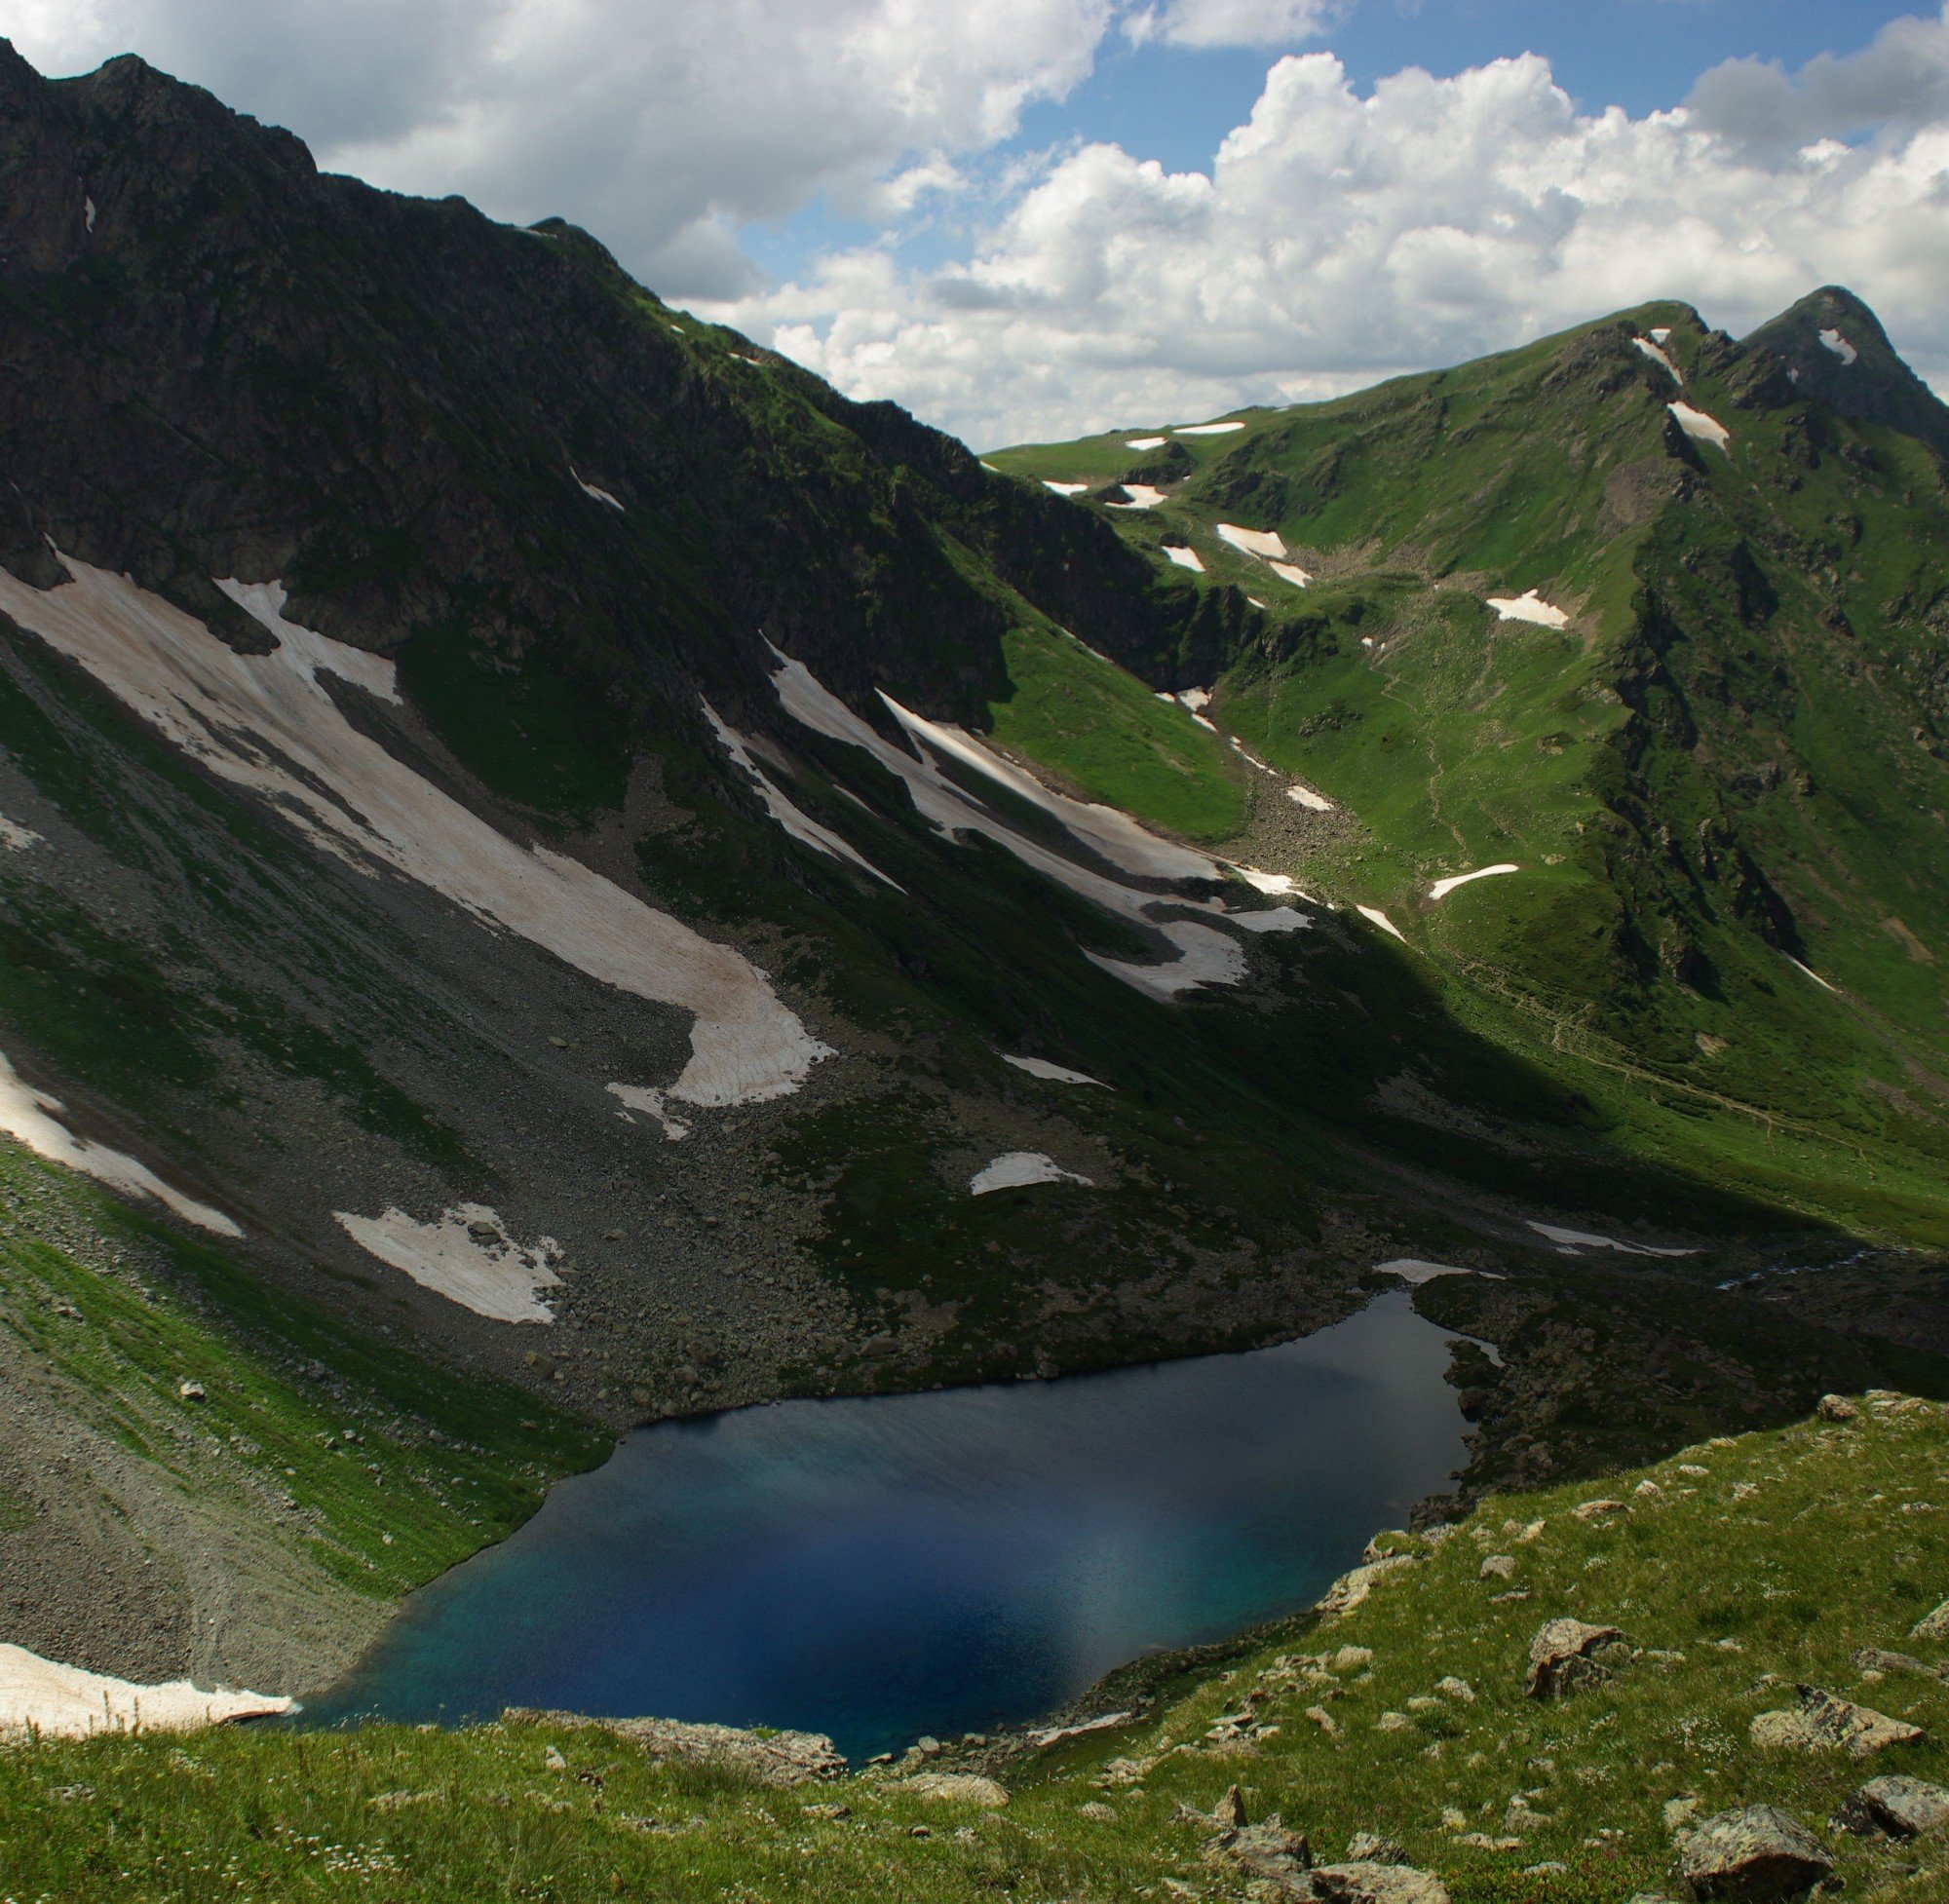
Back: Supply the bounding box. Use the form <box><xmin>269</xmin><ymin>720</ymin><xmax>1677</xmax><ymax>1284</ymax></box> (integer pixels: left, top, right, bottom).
<box><xmin>303</xmin><ymin>1289</ymin><xmax>1466</xmax><ymax>1760</ymax></box>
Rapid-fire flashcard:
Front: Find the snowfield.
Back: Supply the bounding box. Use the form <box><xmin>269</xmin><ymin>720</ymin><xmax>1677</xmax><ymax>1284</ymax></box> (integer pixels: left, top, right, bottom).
<box><xmin>0</xmin><ymin>1047</ymin><xmax>240</xmax><ymax>1237</ymax></box>
<box><xmin>1429</xmin><ymin>863</ymin><xmax>1520</xmax><ymax>901</ymax></box>
<box><xmin>0</xmin><ymin>558</ymin><xmax>831</xmax><ymax>1113</ymax></box>
<box><xmin>704</xmin><ymin>701</ymin><xmax>898</xmax><ymax>888</ymax></box>
<box><xmin>0</xmin><ymin>1643</ymin><xmax>292</xmax><ymax>1739</ymax></box>
<box><xmin>1487</xmin><ymin>590</ymin><xmax>1569</xmax><ymax>628</ymax></box>
<box><xmin>970</xmin><ymin>1151</ymin><xmax>1094</xmax><ymax>1195</ymax></box>
<box><xmin>1528</xmin><ymin>1221</ymin><xmax>1695</xmax><ymax>1259</ymax></box>
<box><xmin>572</xmin><ymin>469</ymin><xmax>625</xmax><ymax>511</ymax></box>
<box><xmin>1817</xmin><ymin>327</ymin><xmax>1858</xmax><ymax>366</ymax></box>
<box><xmin>1174</xmin><ymin>421</ymin><xmax>1245</xmax><ymax>437</ymax></box>
<box><xmin>769</xmin><ymin>647</ymin><xmax>1308</xmax><ymax>1000</ymax></box>
<box><xmin>334</xmin><ymin>1202</ymin><xmax>565</xmax><ymax>1323</ymax></box>
<box><xmin>1631</xmin><ymin>336</ymin><xmax>1681</xmax><ymax>382</ymax></box>
<box><xmin>1267</xmin><ymin>561</ymin><xmax>1312</xmax><ymax>588</ymax></box>
<box><xmin>1164</xmin><ymin>544</ymin><xmax>1204</xmax><ymax>572</ymax></box>
<box><xmin>0</xmin><ymin>816</ymin><xmax>42</xmax><ymax>850</ymax></box>
<box><xmin>1668</xmin><ymin>402</ymin><xmax>1732</xmax><ymax>453</ymax></box>
<box><xmin>1215</xmin><ymin>523</ymin><xmax>1286</xmax><ymax>559</ymax></box>
<box><xmin>1003</xmin><ymin>1055</ymin><xmax>1106</xmax><ymax>1086</ymax></box>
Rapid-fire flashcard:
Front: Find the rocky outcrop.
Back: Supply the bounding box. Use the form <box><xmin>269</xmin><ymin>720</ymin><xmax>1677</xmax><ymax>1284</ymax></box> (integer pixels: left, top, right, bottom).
<box><xmin>1674</xmin><ymin>1805</ymin><xmax>1832</xmax><ymax>1900</ymax></box>
<box><xmin>1524</xmin><ymin>1618</ymin><xmax>1626</xmax><ymax>1699</ymax></box>
<box><xmin>1833</xmin><ymin>1774</ymin><xmax>1949</xmax><ymax>1838</ymax></box>
<box><xmin>1749</xmin><ymin>1685</ymin><xmax>1925</xmax><ymax>1756</ymax></box>
<box><xmin>502</xmin><ymin>1709</ymin><xmax>845</xmax><ymax>1785</ymax></box>
<box><xmin>902</xmin><ymin>1772</ymin><xmax>1010</xmax><ymax>1809</ymax></box>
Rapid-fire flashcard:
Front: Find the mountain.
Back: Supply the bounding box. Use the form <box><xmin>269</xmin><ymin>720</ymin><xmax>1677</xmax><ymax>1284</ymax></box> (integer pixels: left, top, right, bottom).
<box><xmin>993</xmin><ymin>295</ymin><xmax>1949</xmax><ymax>1248</ymax></box>
<box><xmin>1744</xmin><ymin>285</ymin><xmax>1949</xmax><ymax>463</ymax></box>
<box><xmin>0</xmin><ymin>39</ymin><xmax>1947</xmax><ymax>1731</ymax></box>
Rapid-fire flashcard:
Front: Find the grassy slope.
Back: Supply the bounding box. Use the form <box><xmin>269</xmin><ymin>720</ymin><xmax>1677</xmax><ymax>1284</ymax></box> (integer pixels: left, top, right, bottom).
<box><xmin>8</xmin><ymin>1394</ymin><xmax>1948</xmax><ymax>1900</ymax></box>
<box><xmin>991</xmin><ymin>304</ymin><xmax>1949</xmax><ymax>1245</ymax></box>
<box><xmin>0</xmin><ymin>1136</ymin><xmax>604</xmax><ymax>1615</ymax></box>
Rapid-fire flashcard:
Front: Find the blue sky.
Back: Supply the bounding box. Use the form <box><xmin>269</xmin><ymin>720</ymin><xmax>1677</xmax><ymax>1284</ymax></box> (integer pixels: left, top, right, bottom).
<box><xmin>17</xmin><ymin>0</ymin><xmax>1949</xmax><ymax>444</ymax></box>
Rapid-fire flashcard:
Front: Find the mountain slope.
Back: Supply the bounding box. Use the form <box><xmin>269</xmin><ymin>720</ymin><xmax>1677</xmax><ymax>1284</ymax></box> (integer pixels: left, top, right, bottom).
<box><xmin>994</xmin><ymin>297</ymin><xmax>1949</xmax><ymax>1245</ymax></box>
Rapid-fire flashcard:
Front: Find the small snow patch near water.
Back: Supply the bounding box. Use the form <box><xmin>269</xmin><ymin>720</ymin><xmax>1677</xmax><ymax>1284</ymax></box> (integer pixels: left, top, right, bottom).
<box><xmin>1357</xmin><ymin>904</ymin><xmax>1405</xmax><ymax>943</ymax></box>
<box><xmin>970</xmin><ymin>1152</ymin><xmax>1094</xmax><ymax>1195</ymax></box>
<box><xmin>1527</xmin><ymin>1221</ymin><xmax>1695</xmax><ymax>1258</ymax></box>
<box><xmin>1125</xmin><ymin>436</ymin><xmax>1166</xmax><ymax>450</ymax></box>
<box><xmin>1174</xmin><ymin>421</ymin><xmax>1245</xmax><ymax>437</ymax></box>
<box><xmin>1375</xmin><ymin>1258</ymin><xmax>1493</xmax><ymax>1286</ymax></box>
<box><xmin>1043</xmin><ymin>480</ymin><xmax>1088</xmax><ymax>496</ymax></box>
<box><xmin>1818</xmin><ymin>328</ymin><xmax>1858</xmax><ymax>366</ymax></box>
<box><xmin>0</xmin><ymin>1643</ymin><xmax>291</xmax><ymax>1739</ymax></box>
<box><xmin>0</xmin><ymin>817</ymin><xmax>42</xmax><ymax>851</ymax></box>
<box><xmin>1268</xmin><ymin>560</ymin><xmax>1312</xmax><ymax>588</ymax></box>
<box><xmin>1632</xmin><ymin>336</ymin><xmax>1681</xmax><ymax>382</ymax></box>
<box><xmin>1164</xmin><ymin>544</ymin><xmax>1204</xmax><ymax>573</ymax></box>
<box><xmin>1216</xmin><ymin>523</ymin><xmax>1286</xmax><ymax>559</ymax></box>
<box><xmin>572</xmin><ymin>469</ymin><xmax>625</xmax><ymax>512</ymax></box>
<box><xmin>1487</xmin><ymin>590</ymin><xmax>1568</xmax><ymax>628</ymax></box>
<box><xmin>0</xmin><ymin>1047</ymin><xmax>239</xmax><ymax>1237</ymax></box>
<box><xmin>1429</xmin><ymin>863</ymin><xmax>1519</xmax><ymax>902</ymax></box>
<box><xmin>1003</xmin><ymin>1055</ymin><xmax>1106</xmax><ymax>1086</ymax></box>
<box><xmin>1668</xmin><ymin>402</ymin><xmax>1732</xmax><ymax>453</ymax></box>
<box><xmin>335</xmin><ymin>1203</ymin><xmax>564</xmax><ymax>1323</ymax></box>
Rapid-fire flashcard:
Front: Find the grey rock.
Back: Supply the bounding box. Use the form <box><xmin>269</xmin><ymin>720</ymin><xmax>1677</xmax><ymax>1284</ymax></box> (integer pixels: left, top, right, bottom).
<box><xmin>1213</xmin><ymin>1783</ymin><xmax>1247</xmax><ymax>1828</ymax></box>
<box><xmin>1750</xmin><ymin>1684</ymin><xmax>1925</xmax><ymax>1756</ymax></box>
<box><xmin>903</xmin><ymin>1772</ymin><xmax>1009</xmax><ymax>1809</ymax></box>
<box><xmin>1815</xmin><ymin>1394</ymin><xmax>1858</xmax><ymax>1423</ymax></box>
<box><xmin>1213</xmin><ymin>1818</ymin><xmax>1314</xmax><ymax>1890</ymax></box>
<box><xmin>1300</xmin><ymin>1862</ymin><xmax>1451</xmax><ymax>1903</ymax></box>
<box><xmin>1911</xmin><ymin>1598</ymin><xmax>1949</xmax><ymax>1642</ymax></box>
<box><xmin>1833</xmin><ymin>1773</ymin><xmax>1949</xmax><ymax>1837</ymax></box>
<box><xmin>1675</xmin><ymin>1805</ymin><xmax>1832</xmax><ymax>1900</ymax></box>
<box><xmin>1344</xmin><ymin>1831</ymin><xmax>1407</xmax><ymax>1864</ymax></box>
<box><xmin>1524</xmin><ymin>1618</ymin><xmax>1625</xmax><ymax>1698</ymax></box>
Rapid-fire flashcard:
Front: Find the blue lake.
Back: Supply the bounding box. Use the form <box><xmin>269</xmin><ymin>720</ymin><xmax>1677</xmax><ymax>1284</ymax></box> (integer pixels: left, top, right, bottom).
<box><xmin>304</xmin><ymin>1288</ymin><xmax>1467</xmax><ymax>1760</ymax></box>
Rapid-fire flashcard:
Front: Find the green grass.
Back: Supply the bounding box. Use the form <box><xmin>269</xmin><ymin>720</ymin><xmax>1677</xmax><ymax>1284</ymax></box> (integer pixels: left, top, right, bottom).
<box><xmin>0</xmin><ymin>1138</ymin><xmax>605</xmax><ymax>1605</ymax></box>
<box><xmin>8</xmin><ymin>1394</ymin><xmax>1949</xmax><ymax>1900</ymax></box>
<box><xmin>984</xmin><ymin>620</ymin><xmax>1247</xmax><ymax>841</ymax></box>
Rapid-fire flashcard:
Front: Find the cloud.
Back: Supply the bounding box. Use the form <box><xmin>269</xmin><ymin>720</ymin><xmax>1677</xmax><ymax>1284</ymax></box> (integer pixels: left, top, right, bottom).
<box><xmin>1686</xmin><ymin>6</ymin><xmax>1949</xmax><ymax>155</ymax></box>
<box><xmin>710</xmin><ymin>29</ymin><xmax>1949</xmax><ymax>446</ymax></box>
<box><xmin>8</xmin><ymin>0</ymin><xmax>1115</xmax><ymax>299</ymax></box>
<box><xmin>1144</xmin><ymin>0</ymin><xmax>1344</xmax><ymax>50</ymax></box>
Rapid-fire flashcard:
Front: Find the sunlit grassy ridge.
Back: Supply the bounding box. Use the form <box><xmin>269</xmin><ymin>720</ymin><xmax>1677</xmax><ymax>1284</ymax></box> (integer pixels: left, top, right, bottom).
<box><xmin>7</xmin><ymin>1394</ymin><xmax>1947</xmax><ymax>1901</ymax></box>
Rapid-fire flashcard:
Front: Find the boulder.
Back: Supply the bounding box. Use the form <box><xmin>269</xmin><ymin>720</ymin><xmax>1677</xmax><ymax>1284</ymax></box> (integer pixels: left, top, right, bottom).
<box><xmin>1524</xmin><ymin>1618</ymin><xmax>1626</xmax><ymax>1698</ymax></box>
<box><xmin>1300</xmin><ymin>1861</ymin><xmax>1451</xmax><ymax>1903</ymax></box>
<box><xmin>1344</xmin><ymin>1832</ymin><xmax>1407</xmax><ymax>1864</ymax></box>
<box><xmin>1833</xmin><ymin>1773</ymin><xmax>1949</xmax><ymax>1838</ymax></box>
<box><xmin>903</xmin><ymin>1771</ymin><xmax>1009</xmax><ymax>1809</ymax></box>
<box><xmin>1911</xmin><ymin>1598</ymin><xmax>1949</xmax><ymax>1643</ymax></box>
<box><xmin>1571</xmin><ymin>1498</ymin><xmax>1624</xmax><ymax>1522</ymax></box>
<box><xmin>1852</xmin><ymin>1647</ymin><xmax>1944</xmax><ymax>1681</ymax></box>
<box><xmin>1481</xmin><ymin>1554</ymin><xmax>1516</xmax><ymax>1580</ymax></box>
<box><xmin>1815</xmin><ymin>1394</ymin><xmax>1858</xmax><ymax>1423</ymax></box>
<box><xmin>1676</xmin><ymin>1806</ymin><xmax>1832</xmax><ymax>1900</ymax></box>
<box><xmin>1750</xmin><ymin>1685</ymin><xmax>1925</xmax><ymax>1756</ymax></box>
<box><xmin>1212</xmin><ymin>1818</ymin><xmax>1313</xmax><ymax>1889</ymax></box>
<box><xmin>1318</xmin><ymin>1555</ymin><xmax>1417</xmax><ymax>1618</ymax></box>
<box><xmin>1213</xmin><ymin>1784</ymin><xmax>1247</xmax><ymax>1828</ymax></box>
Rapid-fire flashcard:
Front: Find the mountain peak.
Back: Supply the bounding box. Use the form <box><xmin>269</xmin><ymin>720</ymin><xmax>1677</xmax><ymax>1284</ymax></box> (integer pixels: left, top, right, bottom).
<box><xmin>1743</xmin><ymin>285</ymin><xmax>1949</xmax><ymax>460</ymax></box>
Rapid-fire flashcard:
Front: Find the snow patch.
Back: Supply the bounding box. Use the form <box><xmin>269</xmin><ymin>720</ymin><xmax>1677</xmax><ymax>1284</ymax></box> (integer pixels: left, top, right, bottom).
<box><xmin>1267</xmin><ymin>561</ymin><xmax>1312</xmax><ymax>589</ymax></box>
<box><xmin>1632</xmin><ymin>336</ymin><xmax>1681</xmax><ymax>382</ymax></box>
<box><xmin>1668</xmin><ymin>402</ymin><xmax>1732</xmax><ymax>453</ymax></box>
<box><xmin>1228</xmin><ymin>863</ymin><xmax>1306</xmax><ymax>897</ymax></box>
<box><xmin>1375</xmin><ymin>1258</ymin><xmax>1483</xmax><ymax>1286</ymax></box>
<box><xmin>703</xmin><ymin>701</ymin><xmax>898</xmax><ymax>888</ymax></box>
<box><xmin>1174</xmin><ymin>421</ymin><xmax>1245</xmax><ymax>437</ymax></box>
<box><xmin>606</xmin><ymin>1083</ymin><xmax>692</xmax><ymax>1141</ymax></box>
<box><xmin>1043</xmin><ymin>480</ymin><xmax>1088</xmax><ymax>496</ymax></box>
<box><xmin>970</xmin><ymin>1151</ymin><xmax>1094</xmax><ymax>1195</ymax></box>
<box><xmin>1164</xmin><ymin>544</ymin><xmax>1204</xmax><ymax>573</ymax></box>
<box><xmin>335</xmin><ymin>1202</ymin><xmax>564</xmax><ymax>1322</ymax></box>
<box><xmin>0</xmin><ymin>1047</ymin><xmax>240</xmax><ymax>1237</ymax></box>
<box><xmin>1286</xmin><ymin>783</ymin><xmax>1333</xmax><ymax>812</ymax></box>
<box><xmin>1429</xmin><ymin>863</ymin><xmax>1520</xmax><ymax>902</ymax></box>
<box><xmin>83</xmin><ymin>196</ymin><xmax>96</xmax><ymax>234</ymax></box>
<box><xmin>0</xmin><ymin>558</ymin><xmax>828</xmax><ymax>1111</ymax></box>
<box><xmin>1527</xmin><ymin>1220</ymin><xmax>1695</xmax><ymax>1259</ymax></box>
<box><xmin>1105</xmin><ymin>484</ymin><xmax>1166</xmax><ymax>509</ymax></box>
<box><xmin>1176</xmin><ymin>687</ymin><xmax>1211</xmax><ymax>713</ymax></box>
<box><xmin>571</xmin><ymin>469</ymin><xmax>625</xmax><ymax>512</ymax></box>
<box><xmin>1648</xmin><ymin>326</ymin><xmax>1672</xmax><ymax>345</ymax></box>
<box><xmin>0</xmin><ymin>1643</ymin><xmax>291</xmax><ymax>1739</ymax></box>
<box><xmin>1357</xmin><ymin>904</ymin><xmax>1405</xmax><ymax>943</ymax></box>
<box><xmin>1216</xmin><ymin>523</ymin><xmax>1287</xmax><ymax>560</ymax></box>
<box><xmin>1786</xmin><ymin>953</ymin><xmax>1842</xmax><ymax>996</ymax></box>
<box><xmin>0</xmin><ymin>817</ymin><xmax>42</xmax><ymax>851</ymax></box>
<box><xmin>1817</xmin><ymin>327</ymin><xmax>1858</xmax><ymax>366</ymax></box>
<box><xmin>1003</xmin><ymin>1055</ymin><xmax>1106</xmax><ymax>1086</ymax></box>
<box><xmin>1487</xmin><ymin>590</ymin><xmax>1569</xmax><ymax>628</ymax></box>
<box><xmin>1125</xmin><ymin>437</ymin><xmax>1166</xmax><ymax>450</ymax></box>
<box><xmin>1230</xmin><ymin>737</ymin><xmax>1276</xmax><ymax>774</ymax></box>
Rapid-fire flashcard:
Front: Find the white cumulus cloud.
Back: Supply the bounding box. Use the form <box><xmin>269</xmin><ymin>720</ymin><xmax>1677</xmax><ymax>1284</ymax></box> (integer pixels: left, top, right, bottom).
<box><xmin>712</xmin><ymin>19</ymin><xmax>1949</xmax><ymax>445</ymax></box>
